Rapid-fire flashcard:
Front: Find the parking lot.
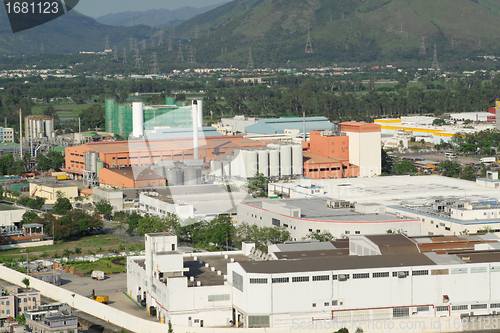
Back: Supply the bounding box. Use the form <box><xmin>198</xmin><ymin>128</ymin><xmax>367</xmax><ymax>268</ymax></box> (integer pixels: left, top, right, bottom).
<box><xmin>58</xmin><ymin>271</ymin><xmax>157</xmax><ymax>321</ymax></box>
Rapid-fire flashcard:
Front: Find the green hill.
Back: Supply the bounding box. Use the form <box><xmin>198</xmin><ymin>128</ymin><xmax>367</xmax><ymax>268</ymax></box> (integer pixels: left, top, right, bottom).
<box><xmin>152</xmin><ymin>0</ymin><xmax>500</xmax><ymax>67</ymax></box>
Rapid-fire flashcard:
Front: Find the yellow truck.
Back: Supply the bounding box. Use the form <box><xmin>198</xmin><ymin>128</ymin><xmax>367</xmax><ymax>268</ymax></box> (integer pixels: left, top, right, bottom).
<box><xmin>56</xmin><ymin>175</ymin><xmax>69</xmax><ymax>180</ymax></box>
<box><xmin>91</xmin><ymin>295</ymin><xmax>109</xmax><ymax>304</ymax></box>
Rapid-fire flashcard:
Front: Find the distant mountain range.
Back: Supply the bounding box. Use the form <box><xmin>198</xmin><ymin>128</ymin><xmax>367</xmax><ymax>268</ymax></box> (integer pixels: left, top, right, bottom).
<box><xmin>95</xmin><ymin>2</ymin><xmax>229</xmax><ymax>28</ymax></box>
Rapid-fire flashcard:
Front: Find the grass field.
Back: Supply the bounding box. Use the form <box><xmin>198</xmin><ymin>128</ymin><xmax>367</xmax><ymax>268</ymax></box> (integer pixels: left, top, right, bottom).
<box><xmin>0</xmin><ymin>234</ymin><xmax>144</xmax><ymax>262</ymax></box>
<box><xmin>65</xmin><ymin>256</ymin><xmax>127</xmax><ymax>275</ymax></box>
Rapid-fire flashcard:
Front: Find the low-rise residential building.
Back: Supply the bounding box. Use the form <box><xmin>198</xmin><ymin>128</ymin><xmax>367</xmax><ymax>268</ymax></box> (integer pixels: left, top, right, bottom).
<box><xmin>25</xmin><ymin>303</ymin><xmax>77</xmax><ymax>333</ymax></box>
<box><xmin>0</xmin><ymin>281</ymin><xmax>41</xmax><ymax>322</ymax></box>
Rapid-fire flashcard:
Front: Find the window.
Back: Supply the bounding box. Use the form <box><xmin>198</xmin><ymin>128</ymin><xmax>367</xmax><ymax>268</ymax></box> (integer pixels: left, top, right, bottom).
<box><xmin>271</xmin><ymin>218</ymin><xmax>280</xmax><ymax>227</ymax></box>
<box><xmin>332</xmin><ymin>300</ymin><xmax>338</xmax><ymax>306</ymax></box>
<box><xmin>451</xmin><ymin>268</ymin><xmax>467</xmax><ymax>274</ymax></box>
<box><xmin>272</xmin><ymin>277</ymin><xmax>289</xmax><ymax>283</ymax></box>
<box><xmin>208</xmin><ymin>294</ymin><xmax>230</xmax><ymax>302</ymax></box>
<box><xmin>6</xmin><ymin>310</ymin><xmax>9</xmax><ymax>315</ymax></box>
<box><xmin>345</xmin><ymin>231</ymin><xmax>350</xmax><ymax>234</ymax></box>
<box><xmin>324</xmin><ymin>302</ymin><xmax>330</xmax><ymax>306</ymax></box>
<box><xmin>18</xmin><ymin>299</ymin><xmax>21</xmax><ymax>303</ymax></box>
<box><xmin>452</xmin><ymin>305</ymin><xmax>468</xmax><ymax>311</ymax></box>
<box><xmin>312</xmin><ymin>275</ymin><xmax>329</xmax><ymax>281</ymax></box>
<box><xmin>292</xmin><ymin>276</ymin><xmax>309</xmax><ymax>282</ymax></box>
<box><xmin>332</xmin><ymin>275</ymin><xmax>338</xmax><ymax>280</ymax></box>
<box><xmin>470</xmin><ymin>267</ymin><xmax>487</xmax><ymax>273</ymax></box>
<box><xmin>373</xmin><ymin>272</ymin><xmax>389</xmax><ymax>278</ymax></box>
<box><xmin>355</xmin><ymin>231</ymin><xmax>360</xmax><ymax>234</ymax></box>
<box><xmin>436</xmin><ymin>306</ymin><xmax>448</xmax><ymax>312</ymax></box>
<box><xmin>233</xmin><ymin>272</ymin><xmax>243</xmax><ymax>292</ymax></box>
<box><xmin>412</xmin><ymin>270</ymin><xmax>429</xmax><ymax>276</ymax></box>
<box><xmin>249</xmin><ymin>278</ymin><xmax>268</xmax><ymax>284</ymax></box>
<box><xmin>393</xmin><ymin>307</ymin><xmax>410</xmax><ymax>318</ymax></box>
<box><xmin>312</xmin><ymin>303</ymin><xmax>316</xmax><ymax>307</ymax></box>
<box><xmin>353</xmin><ymin>273</ymin><xmax>369</xmax><ymax>279</ymax></box>
<box><xmin>471</xmin><ymin>304</ymin><xmax>487</xmax><ymax>310</ymax></box>
<box><xmin>248</xmin><ymin>316</ymin><xmax>270</xmax><ymax>328</ymax></box>
<box><xmin>23</xmin><ymin>307</ymin><xmax>27</xmax><ymax>311</ymax></box>
<box><xmin>491</xmin><ymin>303</ymin><xmax>500</xmax><ymax>308</ymax></box>
<box><xmin>32</xmin><ymin>297</ymin><xmax>36</xmax><ymax>302</ymax></box>
<box><xmin>431</xmin><ymin>269</ymin><xmax>449</xmax><ymax>275</ymax></box>
<box><xmin>417</xmin><ymin>306</ymin><xmax>429</xmax><ymax>312</ymax></box>
<box><xmin>6</xmin><ymin>301</ymin><xmax>9</xmax><ymax>305</ymax></box>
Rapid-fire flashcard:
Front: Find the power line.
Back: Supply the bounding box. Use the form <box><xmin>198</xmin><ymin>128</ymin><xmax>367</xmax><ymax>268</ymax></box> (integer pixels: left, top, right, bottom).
<box><xmin>305</xmin><ymin>27</ymin><xmax>313</xmax><ymax>54</ymax></box>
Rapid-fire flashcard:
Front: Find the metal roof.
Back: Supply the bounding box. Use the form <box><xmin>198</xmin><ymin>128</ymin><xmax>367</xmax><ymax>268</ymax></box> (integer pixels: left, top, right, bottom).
<box><xmin>245</xmin><ymin>117</ymin><xmax>334</xmax><ymax>135</ymax></box>
<box><xmin>365</xmin><ymin>234</ymin><xmax>420</xmax><ymax>255</ymax></box>
<box><xmin>238</xmin><ymin>253</ymin><xmax>437</xmax><ymax>274</ymax></box>
<box><xmin>274</xmin><ymin>241</ymin><xmax>336</xmax><ymax>252</ymax></box>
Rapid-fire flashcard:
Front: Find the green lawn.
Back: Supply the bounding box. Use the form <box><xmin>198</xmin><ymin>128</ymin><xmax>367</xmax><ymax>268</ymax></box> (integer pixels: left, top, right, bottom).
<box><xmin>31</xmin><ymin>103</ymin><xmax>103</xmax><ymax>116</ymax></box>
<box><xmin>65</xmin><ymin>256</ymin><xmax>127</xmax><ymax>275</ymax></box>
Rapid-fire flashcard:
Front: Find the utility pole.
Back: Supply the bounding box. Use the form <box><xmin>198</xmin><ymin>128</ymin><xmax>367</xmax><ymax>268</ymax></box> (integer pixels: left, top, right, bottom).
<box><xmin>246</xmin><ymin>47</ymin><xmax>254</xmax><ymax>72</ymax></box>
<box><xmin>305</xmin><ymin>27</ymin><xmax>313</xmax><ymax>54</ymax></box>
<box><xmin>142</xmin><ymin>40</ymin><xmax>147</xmax><ymax>50</ymax></box>
<box><xmin>419</xmin><ymin>36</ymin><xmax>427</xmax><ymax>55</ymax></box>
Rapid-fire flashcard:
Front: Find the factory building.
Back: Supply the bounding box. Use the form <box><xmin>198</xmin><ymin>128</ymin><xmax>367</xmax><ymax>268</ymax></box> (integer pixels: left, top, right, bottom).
<box><xmin>237</xmin><ymin>198</ymin><xmax>421</xmax><ymax>240</ymax></box>
<box><xmin>105</xmin><ymin>97</ymin><xmax>194</xmax><ymax>137</ymax></box>
<box><xmin>24</xmin><ymin>115</ymin><xmax>55</xmax><ymax>140</ymax></box>
<box><xmin>244</xmin><ymin>116</ymin><xmax>334</xmax><ymax>136</ymax></box>
<box><xmin>99</xmin><ymin>166</ymin><xmax>167</xmax><ymax>189</ymax></box>
<box><xmin>0</xmin><ymin>127</ymin><xmax>14</xmax><ymax>143</ymax></box>
<box><xmin>128</xmin><ymin>232</ymin><xmax>500</xmax><ymax>329</ymax></box>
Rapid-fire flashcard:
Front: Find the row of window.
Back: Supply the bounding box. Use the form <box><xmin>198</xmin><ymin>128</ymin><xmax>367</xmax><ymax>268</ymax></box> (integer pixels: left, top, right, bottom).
<box><xmin>0</xmin><ymin>297</ymin><xmax>35</xmax><ymax>305</ymax></box>
<box><xmin>312</xmin><ymin>300</ymin><xmax>339</xmax><ymax>308</ymax></box>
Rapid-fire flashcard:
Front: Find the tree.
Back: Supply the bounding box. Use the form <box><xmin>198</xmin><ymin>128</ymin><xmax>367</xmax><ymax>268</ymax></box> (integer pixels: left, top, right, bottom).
<box><xmin>124</xmin><ymin>212</ymin><xmax>141</xmax><ymax>233</ymax></box>
<box><xmin>20</xmin><ymin>211</ymin><xmax>38</xmax><ymax>227</ymax></box>
<box><xmin>460</xmin><ymin>165</ymin><xmax>476</xmax><ymax>181</ymax></box>
<box><xmin>95</xmin><ymin>199</ymin><xmax>113</xmax><ymax>220</ymax></box>
<box><xmin>302</xmin><ymin>230</ymin><xmax>335</xmax><ymax>242</ymax></box>
<box><xmin>168</xmin><ymin>321</ymin><xmax>174</xmax><ymax>333</ymax></box>
<box><xmin>433</xmin><ymin>118</ymin><xmax>446</xmax><ymax>126</ymax></box>
<box><xmin>47</xmin><ymin>151</ymin><xmax>65</xmax><ymax>170</ymax></box>
<box><xmin>438</xmin><ymin>160</ymin><xmax>462</xmax><ymax>178</ymax></box>
<box><xmin>137</xmin><ymin>214</ymin><xmax>179</xmax><ymax>236</ymax></box>
<box><xmin>14</xmin><ymin>313</ymin><xmax>25</xmax><ymax>325</ymax></box>
<box><xmin>22</xmin><ymin>277</ymin><xmax>30</xmax><ymax>289</ymax></box>
<box><xmin>381</xmin><ymin>149</ymin><xmax>392</xmax><ymax>174</ymax></box>
<box><xmin>387</xmin><ymin>228</ymin><xmax>408</xmax><ymax>236</ymax></box>
<box><xmin>247</xmin><ymin>173</ymin><xmax>268</xmax><ymax>196</ymax></box>
<box><xmin>37</xmin><ymin>154</ymin><xmax>51</xmax><ymax>171</ymax></box>
<box><xmin>53</xmin><ymin>197</ymin><xmax>72</xmax><ymax>215</ymax></box>
<box><xmin>391</xmin><ymin>158</ymin><xmax>417</xmax><ymax>175</ymax></box>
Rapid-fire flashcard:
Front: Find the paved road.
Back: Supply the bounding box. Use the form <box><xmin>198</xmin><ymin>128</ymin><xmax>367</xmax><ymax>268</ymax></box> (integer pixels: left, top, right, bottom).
<box><xmin>395</xmin><ymin>152</ymin><xmax>482</xmax><ymax>165</ymax></box>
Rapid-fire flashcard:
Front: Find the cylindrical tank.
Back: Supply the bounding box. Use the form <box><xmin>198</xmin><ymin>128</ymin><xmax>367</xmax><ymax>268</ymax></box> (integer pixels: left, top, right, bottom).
<box><xmin>280</xmin><ymin>145</ymin><xmax>292</xmax><ymax>177</ymax></box>
<box><xmin>45</xmin><ymin>119</ymin><xmax>54</xmax><ymax>138</ymax></box>
<box><xmin>166</xmin><ymin>168</ymin><xmax>183</xmax><ymax>186</ymax></box>
<box><xmin>231</xmin><ymin>150</ymin><xmax>242</xmax><ymax>178</ymax></box>
<box><xmin>241</xmin><ymin>150</ymin><xmax>249</xmax><ymax>179</ymax></box>
<box><xmin>210</xmin><ymin>160</ymin><xmax>223</xmax><ymax>178</ymax></box>
<box><xmin>258</xmin><ymin>150</ymin><xmax>269</xmax><ymax>177</ymax></box>
<box><xmin>292</xmin><ymin>144</ymin><xmax>303</xmax><ymax>176</ymax></box>
<box><xmin>132</xmin><ymin>102</ymin><xmax>144</xmax><ymax>137</ymax></box>
<box><xmin>85</xmin><ymin>151</ymin><xmax>98</xmax><ymax>172</ymax></box>
<box><xmin>184</xmin><ymin>167</ymin><xmax>202</xmax><ymax>186</ymax></box>
<box><xmin>36</xmin><ymin>119</ymin><xmax>42</xmax><ymax>137</ymax></box>
<box><xmin>197</xmin><ymin>99</ymin><xmax>203</xmax><ymax>128</ymax></box>
<box><xmin>222</xmin><ymin>160</ymin><xmax>231</xmax><ymax>178</ymax></box>
<box><xmin>269</xmin><ymin>150</ymin><xmax>280</xmax><ymax>177</ymax></box>
<box><xmin>246</xmin><ymin>150</ymin><xmax>258</xmax><ymax>178</ymax></box>
<box><xmin>96</xmin><ymin>161</ymin><xmax>104</xmax><ymax>178</ymax></box>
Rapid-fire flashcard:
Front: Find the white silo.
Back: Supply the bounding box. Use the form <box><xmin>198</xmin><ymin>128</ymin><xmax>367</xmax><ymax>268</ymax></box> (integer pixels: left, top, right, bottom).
<box><xmin>197</xmin><ymin>99</ymin><xmax>203</xmax><ymax>128</ymax></box>
<box><xmin>269</xmin><ymin>149</ymin><xmax>280</xmax><ymax>177</ymax></box>
<box><xmin>280</xmin><ymin>145</ymin><xmax>292</xmax><ymax>177</ymax></box>
<box><xmin>292</xmin><ymin>144</ymin><xmax>303</xmax><ymax>176</ymax></box>
<box><xmin>223</xmin><ymin>160</ymin><xmax>231</xmax><ymax>178</ymax></box>
<box><xmin>246</xmin><ymin>150</ymin><xmax>258</xmax><ymax>178</ymax></box>
<box><xmin>132</xmin><ymin>102</ymin><xmax>144</xmax><ymax>137</ymax></box>
<box><xmin>258</xmin><ymin>150</ymin><xmax>269</xmax><ymax>177</ymax></box>
<box><xmin>231</xmin><ymin>150</ymin><xmax>243</xmax><ymax>178</ymax></box>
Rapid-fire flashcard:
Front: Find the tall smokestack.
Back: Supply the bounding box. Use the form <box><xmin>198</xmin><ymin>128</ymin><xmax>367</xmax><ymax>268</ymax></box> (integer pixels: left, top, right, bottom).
<box><xmin>303</xmin><ymin>111</ymin><xmax>306</xmax><ymax>142</ymax></box>
<box><xmin>192</xmin><ymin>100</ymin><xmax>199</xmax><ymax>160</ymax></box>
<box><xmin>197</xmin><ymin>99</ymin><xmax>203</xmax><ymax>129</ymax></box>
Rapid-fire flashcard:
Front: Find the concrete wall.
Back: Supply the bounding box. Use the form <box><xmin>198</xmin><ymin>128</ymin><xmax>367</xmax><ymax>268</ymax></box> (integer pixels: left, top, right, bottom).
<box><xmin>0</xmin><ymin>207</ymin><xmax>27</xmax><ymax>226</ymax></box>
<box><xmin>0</xmin><ymin>240</ymin><xmax>53</xmax><ymax>251</ymax></box>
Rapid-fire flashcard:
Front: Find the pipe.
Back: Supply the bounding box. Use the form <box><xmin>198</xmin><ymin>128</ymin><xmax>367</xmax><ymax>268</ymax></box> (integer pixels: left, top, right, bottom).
<box><xmin>192</xmin><ymin>101</ymin><xmax>199</xmax><ymax>160</ymax></box>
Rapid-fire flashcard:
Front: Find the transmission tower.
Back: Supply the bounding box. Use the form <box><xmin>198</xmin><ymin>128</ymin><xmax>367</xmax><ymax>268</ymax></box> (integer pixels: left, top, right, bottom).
<box><xmin>305</xmin><ymin>28</ymin><xmax>313</xmax><ymax>54</ymax></box>
<box><xmin>158</xmin><ymin>30</ymin><xmax>163</xmax><ymax>45</ymax></box>
<box><xmin>195</xmin><ymin>25</ymin><xmax>199</xmax><ymax>39</ymax></box>
<box><xmin>129</xmin><ymin>38</ymin><xmax>134</xmax><ymax>52</ymax></box>
<box><xmin>134</xmin><ymin>39</ymin><xmax>138</xmax><ymax>52</ymax></box>
<box><xmin>151</xmin><ymin>52</ymin><xmax>159</xmax><ymax>74</ymax></box>
<box><xmin>431</xmin><ymin>44</ymin><xmax>440</xmax><ymax>71</ymax></box>
<box><xmin>142</xmin><ymin>40</ymin><xmax>147</xmax><ymax>50</ymax></box>
<box><xmin>177</xmin><ymin>42</ymin><xmax>184</xmax><ymax>62</ymax></box>
<box><xmin>40</xmin><ymin>42</ymin><xmax>43</xmax><ymax>54</ymax></box>
<box><xmin>113</xmin><ymin>47</ymin><xmax>118</xmax><ymax>60</ymax></box>
<box><xmin>104</xmin><ymin>36</ymin><xmax>110</xmax><ymax>51</ymax></box>
<box><xmin>419</xmin><ymin>36</ymin><xmax>427</xmax><ymax>55</ymax></box>
<box><xmin>187</xmin><ymin>46</ymin><xmax>196</xmax><ymax>63</ymax></box>
<box><xmin>168</xmin><ymin>36</ymin><xmax>173</xmax><ymax>51</ymax></box>
<box><xmin>247</xmin><ymin>47</ymin><xmax>254</xmax><ymax>72</ymax></box>
<box><xmin>135</xmin><ymin>49</ymin><xmax>141</xmax><ymax>68</ymax></box>
<box><xmin>122</xmin><ymin>48</ymin><xmax>127</xmax><ymax>64</ymax></box>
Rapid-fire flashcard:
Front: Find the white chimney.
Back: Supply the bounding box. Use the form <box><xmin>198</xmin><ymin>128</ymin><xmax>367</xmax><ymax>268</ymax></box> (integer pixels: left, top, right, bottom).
<box><xmin>192</xmin><ymin>101</ymin><xmax>199</xmax><ymax>159</ymax></box>
<box><xmin>197</xmin><ymin>99</ymin><xmax>203</xmax><ymax>128</ymax></box>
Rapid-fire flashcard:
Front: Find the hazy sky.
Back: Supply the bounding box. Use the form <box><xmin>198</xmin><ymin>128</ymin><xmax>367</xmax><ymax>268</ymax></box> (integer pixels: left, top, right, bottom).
<box><xmin>75</xmin><ymin>0</ymin><xmax>228</xmax><ymax>18</ymax></box>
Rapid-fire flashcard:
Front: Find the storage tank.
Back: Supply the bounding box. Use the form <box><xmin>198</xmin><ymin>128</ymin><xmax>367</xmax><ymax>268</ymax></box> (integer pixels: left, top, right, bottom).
<box><xmin>269</xmin><ymin>150</ymin><xmax>280</xmax><ymax>177</ymax></box>
<box><xmin>132</xmin><ymin>102</ymin><xmax>144</xmax><ymax>137</ymax></box>
<box><xmin>96</xmin><ymin>161</ymin><xmax>104</xmax><ymax>178</ymax></box>
<box><xmin>45</xmin><ymin>119</ymin><xmax>54</xmax><ymax>138</ymax></box>
<box><xmin>166</xmin><ymin>168</ymin><xmax>183</xmax><ymax>186</ymax></box>
<box><xmin>184</xmin><ymin>167</ymin><xmax>202</xmax><ymax>185</ymax></box>
<box><xmin>231</xmin><ymin>150</ymin><xmax>242</xmax><ymax>178</ymax></box>
<box><xmin>246</xmin><ymin>150</ymin><xmax>258</xmax><ymax>178</ymax></box>
<box><xmin>222</xmin><ymin>160</ymin><xmax>231</xmax><ymax>178</ymax></box>
<box><xmin>280</xmin><ymin>145</ymin><xmax>292</xmax><ymax>177</ymax></box>
<box><xmin>84</xmin><ymin>151</ymin><xmax>98</xmax><ymax>172</ymax></box>
<box><xmin>292</xmin><ymin>144</ymin><xmax>303</xmax><ymax>176</ymax></box>
<box><xmin>258</xmin><ymin>150</ymin><xmax>269</xmax><ymax>177</ymax></box>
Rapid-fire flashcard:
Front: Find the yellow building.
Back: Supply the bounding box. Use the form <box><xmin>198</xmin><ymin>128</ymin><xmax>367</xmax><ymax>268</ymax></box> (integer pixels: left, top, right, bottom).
<box><xmin>29</xmin><ymin>181</ymin><xmax>79</xmax><ymax>204</ymax></box>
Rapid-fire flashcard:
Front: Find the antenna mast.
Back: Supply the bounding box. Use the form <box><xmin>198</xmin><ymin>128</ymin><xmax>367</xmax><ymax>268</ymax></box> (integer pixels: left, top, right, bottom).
<box><xmin>104</xmin><ymin>36</ymin><xmax>109</xmax><ymax>51</ymax></box>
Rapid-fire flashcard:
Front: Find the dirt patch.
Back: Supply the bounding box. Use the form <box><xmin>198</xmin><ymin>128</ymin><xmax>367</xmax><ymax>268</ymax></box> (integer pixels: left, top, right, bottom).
<box><xmin>111</xmin><ymin>257</ymin><xmax>126</xmax><ymax>266</ymax></box>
